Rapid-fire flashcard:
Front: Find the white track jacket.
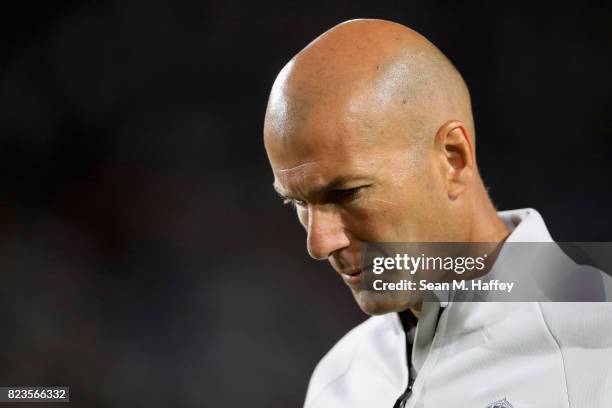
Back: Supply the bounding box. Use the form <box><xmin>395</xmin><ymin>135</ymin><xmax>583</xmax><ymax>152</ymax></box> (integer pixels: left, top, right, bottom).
<box><xmin>304</xmin><ymin>209</ymin><xmax>612</xmax><ymax>408</ymax></box>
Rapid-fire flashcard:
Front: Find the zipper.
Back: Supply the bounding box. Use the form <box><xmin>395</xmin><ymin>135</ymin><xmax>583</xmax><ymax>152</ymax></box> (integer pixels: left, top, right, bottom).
<box><xmin>393</xmin><ymin>305</ymin><xmax>445</xmax><ymax>408</ymax></box>
<box><xmin>392</xmin><ymin>330</ymin><xmax>414</xmax><ymax>408</ymax></box>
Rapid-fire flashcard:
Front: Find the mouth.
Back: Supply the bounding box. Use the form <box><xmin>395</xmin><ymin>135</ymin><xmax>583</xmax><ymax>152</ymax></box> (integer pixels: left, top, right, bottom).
<box><xmin>339</xmin><ymin>264</ymin><xmax>372</xmax><ymax>286</ymax></box>
<box><xmin>340</xmin><ymin>269</ymin><xmax>363</xmax><ymax>285</ymax></box>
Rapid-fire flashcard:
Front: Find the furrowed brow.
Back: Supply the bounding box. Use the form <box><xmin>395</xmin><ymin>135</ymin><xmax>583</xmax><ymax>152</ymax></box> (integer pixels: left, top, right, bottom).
<box><xmin>272</xmin><ymin>176</ymin><xmax>364</xmax><ymax>202</ymax></box>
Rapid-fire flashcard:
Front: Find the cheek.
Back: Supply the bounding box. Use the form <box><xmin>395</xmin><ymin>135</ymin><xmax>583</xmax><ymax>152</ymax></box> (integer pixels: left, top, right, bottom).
<box><xmin>347</xmin><ymin>203</ymin><xmax>403</xmax><ymax>241</ymax></box>
<box><xmin>372</xmin><ymin>182</ymin><xmax>434</xmax><ymax>239</ymax></box>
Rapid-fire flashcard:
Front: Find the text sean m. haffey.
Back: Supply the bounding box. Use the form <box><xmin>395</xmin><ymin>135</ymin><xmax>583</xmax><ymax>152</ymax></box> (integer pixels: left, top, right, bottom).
<box><xmin>371</xmin><ymin>279</ymin><xmax>515</xmax><ymax>293</ymax></box>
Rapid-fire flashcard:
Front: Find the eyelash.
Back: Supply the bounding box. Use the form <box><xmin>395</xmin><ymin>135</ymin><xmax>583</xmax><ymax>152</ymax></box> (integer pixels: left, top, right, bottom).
<box><xmin>283</xmin><ymin>198</ymin><xmax>306</xmax><ymax>208</ymax></box>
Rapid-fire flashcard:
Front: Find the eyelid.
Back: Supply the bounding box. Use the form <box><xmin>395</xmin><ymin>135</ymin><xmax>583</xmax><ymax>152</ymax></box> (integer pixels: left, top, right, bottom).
<box><xmin>327</xmin><ymin>186</ymin><xmax>364</xmax><ymax>202</ymax></box>
<box><xmin>280</xmin><ymin>185</ymin><xmax>368</xmax><ymax>207</ymax></box>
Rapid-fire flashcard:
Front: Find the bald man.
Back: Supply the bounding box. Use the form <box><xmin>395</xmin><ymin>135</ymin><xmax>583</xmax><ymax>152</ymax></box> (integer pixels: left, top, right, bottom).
<box><xmin>264</xmin><ymin>19</ymin><xmax>612</xmax><ymax>408</ymax></box>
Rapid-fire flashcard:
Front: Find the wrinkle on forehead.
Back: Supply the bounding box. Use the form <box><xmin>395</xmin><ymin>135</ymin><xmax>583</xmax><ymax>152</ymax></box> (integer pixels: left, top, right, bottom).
<box><xmin>273</xmin><ymin>160</ymin><xmax>320</xmax><ymax>198</ymax></box>
<box><xmin>278</xmin><ymin>161</ymin><xmax>319</xmax><ymax>174</ymax></box>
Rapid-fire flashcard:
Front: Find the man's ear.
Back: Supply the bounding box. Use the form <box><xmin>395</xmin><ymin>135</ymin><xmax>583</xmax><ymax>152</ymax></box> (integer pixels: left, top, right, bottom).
<box><xmin>434</xmin><ymin>120</ymin><xmax>475</xmax><ymax>200</ymax></box>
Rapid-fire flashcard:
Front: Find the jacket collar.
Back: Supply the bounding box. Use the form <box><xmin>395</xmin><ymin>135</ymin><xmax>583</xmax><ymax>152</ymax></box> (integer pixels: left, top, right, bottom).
<box><xmin>410</xmin><ymin>208</ymin><xmax>554</xmax><ymax>372</ymax></box>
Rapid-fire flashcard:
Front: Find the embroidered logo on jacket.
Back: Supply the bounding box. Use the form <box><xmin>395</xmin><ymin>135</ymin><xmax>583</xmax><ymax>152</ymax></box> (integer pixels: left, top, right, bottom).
<box><xmin>486</xmin><ymin>397</ymin><xmax>514</xmax><ymax>408</ymax></box>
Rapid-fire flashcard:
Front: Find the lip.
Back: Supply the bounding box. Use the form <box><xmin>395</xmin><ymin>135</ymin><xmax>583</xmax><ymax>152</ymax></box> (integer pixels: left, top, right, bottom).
<box><xmin>340</xmin><ymin>269</ymin><xmax>363</xmax><ymax>285</ymax></box>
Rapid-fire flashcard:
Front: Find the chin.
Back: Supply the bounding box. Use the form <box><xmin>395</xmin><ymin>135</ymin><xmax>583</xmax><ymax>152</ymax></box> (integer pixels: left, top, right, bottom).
<box><xmin>354</xmin><ymin>291</ymin><xmax>417</xmax><ymax>316</ymax></box>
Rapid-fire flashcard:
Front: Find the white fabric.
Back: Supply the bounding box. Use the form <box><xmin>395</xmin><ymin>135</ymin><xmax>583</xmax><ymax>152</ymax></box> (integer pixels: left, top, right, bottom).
<box><xmin>304</xmin><ymin>208</ymin><xmax>612</xmax><ymax>408</ymax></box>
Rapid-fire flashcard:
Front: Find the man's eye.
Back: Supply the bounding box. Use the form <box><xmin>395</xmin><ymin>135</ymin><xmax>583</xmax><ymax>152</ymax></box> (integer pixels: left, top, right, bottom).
<box><xmin>328</xmin><ymin>187</ymin><xmax>361</xmax><ymax>203</ymax></box>
<box><xmin>283</xmin><ymin>198</ymin><xmax>306</xmax><ymax>208</ymax></box>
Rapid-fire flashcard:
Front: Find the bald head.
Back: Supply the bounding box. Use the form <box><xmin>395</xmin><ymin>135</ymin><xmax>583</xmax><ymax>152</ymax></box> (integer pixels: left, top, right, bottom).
<box><xmin>265</xmin><ymin>19</ymin><xmax>474</xmax><ymax>151</ymax></box>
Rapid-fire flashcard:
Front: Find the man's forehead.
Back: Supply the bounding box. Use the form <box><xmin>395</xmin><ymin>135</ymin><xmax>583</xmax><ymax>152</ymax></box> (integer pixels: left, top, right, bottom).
<box><xmin>266</xmin><ymin>111</ymin><xmax>397</xmax><ymax>197</ymax></box>
<box><xmin>264</xmin><ymin>75</ymin><xmax>410</xmax><ymax>172</ymax></box>
<box><xmin>267</xmin><ymin>123</ymin><xmax>363</xmax><ymax>174</ymax></box>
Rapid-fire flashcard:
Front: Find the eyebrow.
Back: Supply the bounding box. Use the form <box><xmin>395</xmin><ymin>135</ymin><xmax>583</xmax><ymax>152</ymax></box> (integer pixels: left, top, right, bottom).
<box><xmin>273</xmin><ymin>176</ymin><xmax>365</xmax><ymax>201</ymax></box>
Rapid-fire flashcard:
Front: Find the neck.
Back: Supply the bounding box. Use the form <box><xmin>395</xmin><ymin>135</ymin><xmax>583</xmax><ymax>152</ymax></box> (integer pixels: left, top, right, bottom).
<box><xmin>409</xmin><ymin>184</ymin><xmax>510</xmax><ymax>320</ymax></box>
<box><xmin>467</xmin><ymin>181</ymin><xmax>510</xmax><ymax>243</ymax></box>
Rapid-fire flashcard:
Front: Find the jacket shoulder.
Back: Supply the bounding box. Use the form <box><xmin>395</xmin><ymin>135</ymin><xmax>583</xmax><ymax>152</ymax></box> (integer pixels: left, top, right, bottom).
<box><xmin>304</xmin><ymin>315</ymin><xmax>391</xmax><ymax>407</ymax></box>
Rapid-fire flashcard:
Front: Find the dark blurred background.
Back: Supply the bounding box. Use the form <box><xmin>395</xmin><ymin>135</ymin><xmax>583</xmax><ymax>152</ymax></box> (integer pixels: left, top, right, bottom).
<box><xmin>0</xmin><ymin>1</ymin><xmax>610</xmax><ymax>406</ymax></box>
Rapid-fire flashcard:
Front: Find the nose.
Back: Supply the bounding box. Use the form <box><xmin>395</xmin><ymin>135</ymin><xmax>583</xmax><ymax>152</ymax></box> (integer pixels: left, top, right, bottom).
<box><xmin>306</xmin><ymin>206</ymin><xmax>350</xmax><ymax>260</ymax></box>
